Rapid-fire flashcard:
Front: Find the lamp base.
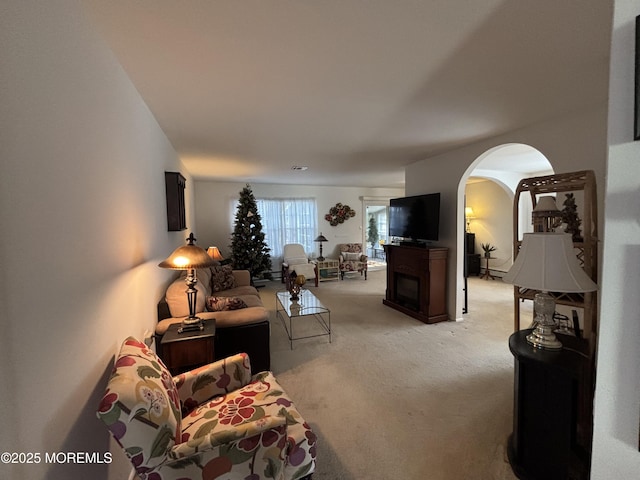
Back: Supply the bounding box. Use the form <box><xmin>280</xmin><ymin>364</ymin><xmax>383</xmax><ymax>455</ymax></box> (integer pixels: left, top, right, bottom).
<box><xmin>526</xmin><ymin>324</ymin><xmax>563</xmax><ymax>350</ymax></box>
<box><xmin>317</xmin><ymin>256</ymin><xmax>325</xmax><ymax>261</ymax></box>
<box><xmin>178</xmin><ymin>317</ymin><xmax>204</xmax><ymax>334</ymax></box>
<box><xmin>526</xmin><ymin>291</ymin><xmax>563</xmax><ymax>350</ymax></box>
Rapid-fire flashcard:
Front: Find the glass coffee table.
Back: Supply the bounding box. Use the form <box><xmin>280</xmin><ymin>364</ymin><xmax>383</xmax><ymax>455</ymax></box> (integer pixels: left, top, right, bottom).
<box><xmin>275</xmin><ymin>289</ymin><xmax>331</xmax><ymax>349</ymax></box>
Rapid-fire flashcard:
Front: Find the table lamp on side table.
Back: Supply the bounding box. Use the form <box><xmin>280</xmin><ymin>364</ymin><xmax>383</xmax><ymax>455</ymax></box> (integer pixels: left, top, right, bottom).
<box><xmin>314</xmin><ymin>233</ymin><xmax>328</xmax><ymax>261</ymax></box>
<box><xmin>159</xmin><ymin>233</ymin><xmax>216</xmax><ymax>333</ymax></box>
<box><xmin>503</xmin><ymin>233</ymin><xmax>597</xmax><ymax>350</ymax></box>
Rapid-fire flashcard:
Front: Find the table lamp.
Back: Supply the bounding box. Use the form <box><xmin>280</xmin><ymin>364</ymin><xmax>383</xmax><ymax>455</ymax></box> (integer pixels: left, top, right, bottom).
<box><xmin>532</xmin><ymin>196</ymin><xmax>563</xmax><ymax>232</ymax></box>
<box><xmin>503</xmin><ymin>233</ymin><xmax>597</xmax><ymax>350</ymax></box>
<box><xmin>159</xmin><ymin>233</ymin><xmax>216</xmax><ymax>332</ymax></box>
<box><xmin>206</xmin><ymin>246</ymin><xmax>224</xmax><ymax>264</ymax></box>
<box><xmin>314</xmin><ymin>233</ymin><xmax>328</xmax><ymax>261</ymax></box>
<box><xmin>464</xmin><ymin>207</ymin><xmax>475</xmax><ymax>233</ymax></box>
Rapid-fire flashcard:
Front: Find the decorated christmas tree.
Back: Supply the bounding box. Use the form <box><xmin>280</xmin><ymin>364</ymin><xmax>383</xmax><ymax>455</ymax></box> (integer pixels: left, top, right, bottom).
<box><xmin>230</xmin><ymin>184</ymin><xmax>272</xmax><ymax>280</ymax></box>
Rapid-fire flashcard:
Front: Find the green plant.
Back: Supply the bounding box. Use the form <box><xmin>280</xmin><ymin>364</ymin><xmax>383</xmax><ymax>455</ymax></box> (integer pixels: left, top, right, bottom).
<box><xmin>367</xmin><ymin>215</ymin><xmax>379</xmax><ymax>248</ymax></box>
<box><xmin>481</xmin><ymin>243</ymin><xmax>496</xmax><ymax>257</ymax></box>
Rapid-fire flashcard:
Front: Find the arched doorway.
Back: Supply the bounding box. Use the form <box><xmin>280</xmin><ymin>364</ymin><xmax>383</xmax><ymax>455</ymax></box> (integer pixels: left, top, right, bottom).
<box><xmin>457</xmin><ymin>143</ymin><xmax>553</xmax><ymax>316</ymax></box>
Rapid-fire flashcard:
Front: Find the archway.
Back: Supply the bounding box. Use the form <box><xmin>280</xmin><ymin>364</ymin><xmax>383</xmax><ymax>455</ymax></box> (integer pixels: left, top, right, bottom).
<box><xmin>456</xmin><ymin>143</ymin><xmax>553</xmax><ymax>317</ymax></box>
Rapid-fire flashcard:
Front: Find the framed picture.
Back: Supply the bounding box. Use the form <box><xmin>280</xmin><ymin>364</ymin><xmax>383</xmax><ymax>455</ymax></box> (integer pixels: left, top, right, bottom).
<box><xmin>635</xmin><ymin>15</ymin><xmax>640</xmax><ymax>140</ymax></box>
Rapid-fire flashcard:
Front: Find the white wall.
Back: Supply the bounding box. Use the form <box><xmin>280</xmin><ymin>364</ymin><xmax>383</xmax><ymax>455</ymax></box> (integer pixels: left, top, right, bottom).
<box><xmin>591</xmin><ymin>0</ymin><xmax>640</xmax><ymax>476</ymax></box>
<box><xmin>465</xmin><ymin>180</ymin><xmax>513</xmax><ymax>273</ymax></box>
<box><xmin>194</xmin><ymin>181</ymin><xmax>404</xmax><ymax>267</ymax></box>
<box><xmin>405</xmin><ymin>106</ymin><xmax>608</xmax><ymax>320</ymax></box>
<box><xmin>0</xmin><ymin>2</ymin><xmax>191</xmax><ymax>478</ymax></box>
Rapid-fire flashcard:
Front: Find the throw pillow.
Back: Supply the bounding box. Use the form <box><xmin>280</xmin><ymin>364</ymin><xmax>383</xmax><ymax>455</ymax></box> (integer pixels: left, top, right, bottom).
<box><xmin>205</xmin><ymin>296</ymin><xmax>248</xmax><ymax>312</ymax></box>
<box><xmin>343</xmin><ymin>252</ymin><xmax>360</xmax><ymax>261</ymax></box>
<box><xmin>211</xmin><ymin>265</ymin><xmax>236</xmax><ymax>292</ymax></box>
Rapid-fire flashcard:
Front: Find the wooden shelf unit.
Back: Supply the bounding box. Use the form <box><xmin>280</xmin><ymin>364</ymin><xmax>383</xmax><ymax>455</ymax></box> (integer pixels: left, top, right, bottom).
<box><xmin>512</xmin><ymin>171</ymin><xmax>599</xmax><ymax>462</ymax></box>
<box><xmin>317</xmin><ymin>258</ymin><xmax>339</xmax><ymax>281</ymax></box>
<box><xmin>512</xmin><ymin>170</ymin><xmax>598</xmax><ymax>356</ymax></box>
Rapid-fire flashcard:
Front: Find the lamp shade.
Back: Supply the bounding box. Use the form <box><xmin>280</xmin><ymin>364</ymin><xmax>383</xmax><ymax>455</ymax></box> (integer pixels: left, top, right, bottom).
<box><xmin>464</xmin><ymin>207</ymin><xmax>475</xmax><ymax>218</ymax></box>
<box><xmin>314</xmin><ymin>233</ymin><xmax>328</xmax><ymax>242</ymax></box>
<box><xmin>533</xmin><ymin>196</ymin><xmax>559</xmax><ymax>212</ymax></box>
<box><xmin>503</xmin><ymin>233</ymin><xmax>597</xmax><ymax>293</ymax></box>
<box><xmin>206</xmin><ymin>246</ymin><xmax>224</xmax><ymax>261</ymax></box>
<box><xmin>159</xmin><ymin>233</ymin><xmax>216</xmax><ymax>270</ymax></box>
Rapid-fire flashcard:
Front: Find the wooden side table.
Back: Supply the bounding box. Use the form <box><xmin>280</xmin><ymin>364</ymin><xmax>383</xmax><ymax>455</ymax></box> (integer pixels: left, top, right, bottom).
<box><xmin>160</xmin><ymin>321</ymin><xmax>216</xmax><ymax>375</ymax></box>
<box><xmin>481</xmin><ymin>255</ymin><xmax>495</xmax><ymax>280</ymax></box>
<box><xmin>317</xmin><ymin>258</ymin><xmax>339</xmax><ymax>281</ymax></box>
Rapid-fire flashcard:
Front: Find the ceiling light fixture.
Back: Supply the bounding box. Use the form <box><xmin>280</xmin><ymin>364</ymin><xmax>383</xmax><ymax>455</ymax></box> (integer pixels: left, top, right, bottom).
<box><xmin>291</xmin><ymin>166</ymin><xmax>308</xmax><ymax>171</ymax></box>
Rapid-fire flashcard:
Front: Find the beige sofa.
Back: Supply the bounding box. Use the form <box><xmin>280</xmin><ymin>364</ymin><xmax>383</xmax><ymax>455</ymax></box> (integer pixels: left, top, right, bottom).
<box><xmin>156</xmin><ymin>266</ymin><xmax>271</xmax><ymax>371</ymax></box>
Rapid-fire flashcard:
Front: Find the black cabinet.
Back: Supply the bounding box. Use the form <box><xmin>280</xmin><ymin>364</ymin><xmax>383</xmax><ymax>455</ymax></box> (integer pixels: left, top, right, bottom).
<box><xmin>165</xmin><ymin>172</ymin><xmax>186</xmax><ymax>231</ymax></box>
<box><xmin>465</xmin><ymin>254</ymin><xmax>481</xmax><ymax>276</ymax></box>
<box><xmin>464</xmin><ymin>233</ymin><xmax>480</xmax><ymax>276</ymax></box>
<box><xmin>508</xmin><ymin>330</ymin><xmax>589</xmax><ymax>480</ymax></box>
<box><xmin>465</xmin><ymin>232</ymin><xmax>476</xmax><ymax>254</ymax></box>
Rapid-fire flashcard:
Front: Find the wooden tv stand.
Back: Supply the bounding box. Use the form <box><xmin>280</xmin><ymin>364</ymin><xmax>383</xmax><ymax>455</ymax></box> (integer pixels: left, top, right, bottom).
<box><xmin>382</xmin><ymin>244</ymin><xmax>448</xmax><ymax>324</ymax></box>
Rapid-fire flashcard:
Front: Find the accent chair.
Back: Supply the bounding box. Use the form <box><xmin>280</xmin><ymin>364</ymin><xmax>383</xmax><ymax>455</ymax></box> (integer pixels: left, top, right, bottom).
<box><xmin>339</xmin><ymin>243</ymin><xmax>368</xmax><ymax>280</ymax></box>
<box><xmin>97</xmin><ymin>337</ymin><xmax>316</xmax><ymax>480</ymax></box>
<box><xmin>282</xmin><ymin>244</ymin><xmax>319</xmax><ymax>287</ymax></box>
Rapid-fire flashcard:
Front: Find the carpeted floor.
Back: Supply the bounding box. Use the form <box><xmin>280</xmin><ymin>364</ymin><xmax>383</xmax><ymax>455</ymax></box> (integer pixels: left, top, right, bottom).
<box><xmin>259</xmin><ymin>269</ymin><xmax>529</xmax><ymax>479</ymax></box>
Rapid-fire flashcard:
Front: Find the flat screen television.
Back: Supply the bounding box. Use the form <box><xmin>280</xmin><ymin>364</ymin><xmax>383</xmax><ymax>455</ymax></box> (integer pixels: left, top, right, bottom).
<box><xmin>389</xmin><ymin>193</ymin><xmax>440</xmax><ymax>242</ymax></box>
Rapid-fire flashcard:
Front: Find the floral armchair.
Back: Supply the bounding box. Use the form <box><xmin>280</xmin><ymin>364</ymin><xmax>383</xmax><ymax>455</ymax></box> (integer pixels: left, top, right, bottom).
<box><xmin>338</xmin><ymin>243</ymin><xmax>368</xmax><ymax>280</ymax></box>
<box><xmin>97</xmin><ymin>337</ymin><xmax>316</xmax><ymax>480</ymax></box>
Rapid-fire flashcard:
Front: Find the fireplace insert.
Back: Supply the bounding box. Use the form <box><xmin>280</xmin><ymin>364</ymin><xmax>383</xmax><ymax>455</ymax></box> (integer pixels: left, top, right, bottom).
<box><xmin>395</xmin><ymin>273</ymin><xmax>420</xmax><ymax>311</ymax></box>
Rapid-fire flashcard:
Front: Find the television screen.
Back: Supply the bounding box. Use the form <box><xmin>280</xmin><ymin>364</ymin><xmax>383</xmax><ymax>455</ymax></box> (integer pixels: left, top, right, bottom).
<box><xmin>389</xmin><ymin>193</ymin><xmax>440</xmax><ymax>242</ymax></box>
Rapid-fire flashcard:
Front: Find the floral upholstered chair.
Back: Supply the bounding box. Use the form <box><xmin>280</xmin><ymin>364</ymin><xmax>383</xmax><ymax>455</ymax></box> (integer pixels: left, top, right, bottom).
<box><xmin>338</xmin><ymin>243</ymin><xmax>368</xmax><ymax>280</ymax></box>
<box><xmin>97</xmin><ymin>337</ymin><xmax>316</xmax><ymax>480</ymax></box>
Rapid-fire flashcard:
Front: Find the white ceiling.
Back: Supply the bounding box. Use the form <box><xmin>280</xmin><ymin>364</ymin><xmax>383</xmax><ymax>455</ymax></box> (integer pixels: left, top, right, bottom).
<box><xmin>81</xmin><ymin>0</ymin><xmax>612</xmax><ymax>188</ymax></box>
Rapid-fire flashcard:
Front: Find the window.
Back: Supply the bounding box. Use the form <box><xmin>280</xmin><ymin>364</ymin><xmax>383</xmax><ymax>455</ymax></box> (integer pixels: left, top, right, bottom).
<box><xmin>257</xmin><ymin>198</ymin><xmax>317</xmax><ymax>261</ymax></box>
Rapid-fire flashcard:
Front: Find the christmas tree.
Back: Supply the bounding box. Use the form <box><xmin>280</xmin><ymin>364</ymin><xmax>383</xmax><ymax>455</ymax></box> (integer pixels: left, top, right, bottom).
<box><xmin>230</xmin><ymin>184</ymin><xmax>272</xmax><ymax>280</ymax></box>
<box><xmin>367</xmin><ymin>215</ymin><xmax>379</xmax><ymax>249</ymax></box>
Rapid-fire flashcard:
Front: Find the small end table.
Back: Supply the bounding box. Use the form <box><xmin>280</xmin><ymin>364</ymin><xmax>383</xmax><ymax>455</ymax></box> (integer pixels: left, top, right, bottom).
<box><xmin>160</xmin><ymin>321</ymin><xmax>216</xmax><ymax>375</ymax></box>
<box><xmin>316</xmin><ymin>258</ymin><xmax>339</xmax><ymax>282</ymax></box>
<box><xmin>481</xmin><ymin>255</ymin><xmax>495</xmax><ymax>280</ymax></box>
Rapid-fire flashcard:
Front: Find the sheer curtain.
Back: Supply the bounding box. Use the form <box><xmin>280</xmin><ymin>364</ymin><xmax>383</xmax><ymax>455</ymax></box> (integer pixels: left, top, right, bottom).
<box><xmin>257</xmin><ymin>198</ymin><xmax>317</xmax><ymax>263</ymax></box>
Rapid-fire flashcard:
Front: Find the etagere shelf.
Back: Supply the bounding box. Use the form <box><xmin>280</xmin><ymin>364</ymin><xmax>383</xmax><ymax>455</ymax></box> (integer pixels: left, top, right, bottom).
<box><xmin>512</xmin><ymin>170</ymin><xmax>598</xmax><ymax>357</ymax></box>
<box><xmin>511</xmin><ymin>170</ymin><xmax>598</xmax><ymax>461</ymax></box>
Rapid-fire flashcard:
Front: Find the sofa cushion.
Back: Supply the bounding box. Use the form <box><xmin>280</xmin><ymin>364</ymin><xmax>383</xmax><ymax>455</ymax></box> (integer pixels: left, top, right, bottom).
<box><xmin>285</xmin><ymin>256</ymin><xmax>309</xmax><ymax>266</ymax></box>
<box><xmin>180</xmin><ymin>371</ymin><xmax>316</xmax><ymax>480</ymax></box>
<box><xmin>195</xmin><ymin>268</ymin><xmax>213</xmax><ymax>295</ymax></box>
<box><xmin>165</xmin><ymin>277</ymin><xmax>208</xmax><ymax>318</ymax></box>
<box><xmin>156</xmin><ymin>306</ymin><xmax>270</xmax><ymax>335</ymax></box>
<box><xmin>205</xmin><ymin>296</ymin><xmax>248</xmax><ymax>312</ymax></box>
<box><xmin>211</xmin><ymin>265</ymin><xmax>237</xmax><ymax>292</ymax></box>
<box><xmin>214</xmin><ymin>285</ymin><xmax>260</xmax><ymax>298</ymax></box>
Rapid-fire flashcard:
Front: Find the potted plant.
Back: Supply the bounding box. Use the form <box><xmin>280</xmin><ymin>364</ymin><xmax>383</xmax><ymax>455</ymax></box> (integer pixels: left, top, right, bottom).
<box><xmin>481</xmin><ymin>243</ymin><xmax>496</xmax><ymax>258</ymax></box>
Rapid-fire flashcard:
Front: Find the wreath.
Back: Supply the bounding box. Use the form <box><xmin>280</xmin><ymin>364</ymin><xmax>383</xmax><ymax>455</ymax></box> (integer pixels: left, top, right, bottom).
<box><xmin>325</xmin><ymin>203</ymin><xmax>356</xmax><ymax>226</ymax></box>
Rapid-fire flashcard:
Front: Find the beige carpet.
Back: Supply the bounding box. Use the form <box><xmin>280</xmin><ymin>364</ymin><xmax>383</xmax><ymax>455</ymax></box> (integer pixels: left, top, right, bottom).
<box><xmin>259</xmin><ymin>270</ymin><xmax>530</xmax><ymax>480</ymax></box>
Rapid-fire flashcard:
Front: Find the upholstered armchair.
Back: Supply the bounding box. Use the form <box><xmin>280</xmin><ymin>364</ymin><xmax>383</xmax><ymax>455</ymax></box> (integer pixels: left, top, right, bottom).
<box><xmin>339</xmin><ymin>243</ymin><xmax>368</xmax><ymax>280</ymax></box>
<box><xmin>97</xmin><ymin>337</ymin><xmax>316</xmax><ymax>480</ymax></box>
<box><xmin>282</xmin><ymin>244</ymin><xmax>319</xmax><ymax>287</ymax></box>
